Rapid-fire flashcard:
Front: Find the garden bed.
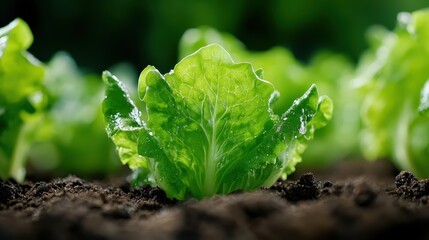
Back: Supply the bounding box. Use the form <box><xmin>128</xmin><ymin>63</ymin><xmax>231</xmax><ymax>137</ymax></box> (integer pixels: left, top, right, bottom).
<box><xmin>1</xmin><ymin>159</ymin><xmax>429</xmax><ymax>239</ymax></box>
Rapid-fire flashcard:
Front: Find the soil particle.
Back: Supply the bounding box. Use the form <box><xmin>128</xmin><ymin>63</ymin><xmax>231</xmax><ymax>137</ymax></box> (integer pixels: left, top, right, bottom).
<box><xmin>390</xmin><ymin>171</ymin><xmax>429</xmax><ymax>202</ymax></box>
<box><xmin>2</xmin><ymin>161</ymin><xmax>429</xmax><ymax>239</ymax></box>
<box><xmin>0</xmin><ymin>180</ymin><xmax>21</xmax><ymax>205</ymax></box>
<box><xmin>271</xmin><ymin>173</ymin><xmax>321</xmax><ymax>202</ymax></box>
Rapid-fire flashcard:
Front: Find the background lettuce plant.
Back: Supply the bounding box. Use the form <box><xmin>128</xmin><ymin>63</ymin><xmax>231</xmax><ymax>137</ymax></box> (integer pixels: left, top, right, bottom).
<box><xmin>0</xmin><ymin>19</ymin><xmax>45</xmax><ymax>181</ymax></box>
<box><xmin>355</xmin><ymin>9</ymin><xmax>429</xmax><ymax>177</ymax></box>
<box><xmin>0</xmin><ymin>19</ymin><xmax>129</xmax><ymax>181</ymax></box>
<box><xmin>27</xmin><ymin>52</ymin><xmax>122</xmax><ymax>176</ymax></box>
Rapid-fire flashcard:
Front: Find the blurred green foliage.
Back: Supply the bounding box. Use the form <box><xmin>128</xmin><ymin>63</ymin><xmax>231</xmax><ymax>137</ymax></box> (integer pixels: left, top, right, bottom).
<box><xmin>0</xmin><ymin>18</ymin><xmax>140</xmax><ymax>180</ymax></box>
<box><xmin>1</xmin><ymin>0</ymin><xmax>428</xmax><ymax>74</ymax></box>
<box><xmin>355</xmin><ymin>9</ymin><xmax>429</xmax><ymax>178</ymax></box>
<box><xmin>28</xmin><ymin>53</ymin><xmax>124</xmax><ymax>177</ymax></box>
<box><xmin>0</xmin><ymin>19</ymin><xmax>45</xmax><ymax>181</ymax></box>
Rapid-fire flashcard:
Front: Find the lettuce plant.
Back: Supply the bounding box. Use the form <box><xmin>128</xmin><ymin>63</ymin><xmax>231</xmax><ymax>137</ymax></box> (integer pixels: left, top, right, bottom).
<box><xmin>179</xmin><ymin>27</ymin><xmax>359</xmax><ymax>166</ymax></box>
<box><xmin>27</xmin><ymin>52</ymin><xmax>121</xmax><ymax>176</ymax></box>
<box><xmin>0</xmin><ymin>19</ymin><xmax>124</xmax><ymax>180</ymax></box>
<box><xmin>355</xmin><ymin>9</ymin><xmax>429</xmax><ymax>177</ymax></box>
<box><xmin>103</xmin><ymin>44</ymin><xmax>332</xmax><ymax>200</ymax></box>
<box><xmin>0</xmin><ymin>19</ymin><xmax>45</xmax><ymax>181</ymax></box>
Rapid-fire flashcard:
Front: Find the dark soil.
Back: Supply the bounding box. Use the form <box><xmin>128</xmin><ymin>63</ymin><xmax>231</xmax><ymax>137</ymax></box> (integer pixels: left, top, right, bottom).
<box><xmin>2</xmin><ymin>159</ymin><xmax>429</xmax><ymax>240</ymax></box>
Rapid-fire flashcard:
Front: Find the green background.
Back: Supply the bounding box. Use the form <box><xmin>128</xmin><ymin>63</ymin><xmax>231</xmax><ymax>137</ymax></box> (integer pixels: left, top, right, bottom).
<box><xmin>1</xmin><ymin>0</ymin><xmax>428</xmax><ymax>73</ymax></box>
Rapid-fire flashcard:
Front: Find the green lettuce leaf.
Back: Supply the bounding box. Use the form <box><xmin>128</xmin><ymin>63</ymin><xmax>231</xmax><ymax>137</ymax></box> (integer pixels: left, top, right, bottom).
<box><xmin>0</xmin><ymin>19</ymin><xmax>45</xmax><ymax>181</ymax></box>
<box><xmin>103</xmin><ymin>44</ymin><xmax>332</xmax><ymax>200</ymax></box>
<box><xmin>356</xmin><ymin>10</ymin><xmax>429</xmax><ymax>177</ymax></box>
<box><xmin>179</xmin><ymin>27</ymin><xmax>358</xmax><ymax>166</ymax></box>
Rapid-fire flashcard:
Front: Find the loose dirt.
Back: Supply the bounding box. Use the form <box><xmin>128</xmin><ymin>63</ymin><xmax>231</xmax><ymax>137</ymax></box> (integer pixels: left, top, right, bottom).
<box><xmin>1</xmin><ymin>160</ymin><xmax>429</xmax><ymax>239</ymax></box>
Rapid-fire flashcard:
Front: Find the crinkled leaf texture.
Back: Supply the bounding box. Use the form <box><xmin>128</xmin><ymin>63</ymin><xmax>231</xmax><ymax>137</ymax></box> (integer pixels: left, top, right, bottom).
<box><xmin>103</xmin><ymin>44</ymin><xmax>332</xmax><ymax>200</ymax></box>
<box><xmin>0</xmin><ymin>19</ymin><xmax>45</xmax><ymax>181</ymax></box>
<box><xmin>179</xmin><ymin>27</ymin><xmax>358</xmax><ymax>167</ymax></box>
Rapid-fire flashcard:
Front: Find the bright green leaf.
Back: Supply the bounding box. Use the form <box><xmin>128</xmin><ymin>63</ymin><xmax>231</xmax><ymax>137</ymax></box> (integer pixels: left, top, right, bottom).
<box><xmin>179</xmin><ymin>27</ymin><xmax>358</xmax><ymax>167</ymax></box>
<box><xmin>103</xmin><ymin>44</ymin><xmax>332</xmax><ymax>200</ymax></box>
<box><xmin>102</xmin><ymin>71</ymin><xmax>154</xmax><ymax>185</ymax></box>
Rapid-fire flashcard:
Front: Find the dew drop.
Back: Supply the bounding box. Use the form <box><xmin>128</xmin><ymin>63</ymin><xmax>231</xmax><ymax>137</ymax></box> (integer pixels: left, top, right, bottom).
<box><xmin>299</xmin><ymin>112</ymin><xmax>307</xmax><ymax>134</ymax></box>
<box><xmin>299</xmin><ymin>122</ymin><xmax>306</xmax><ymax>134</ymax></box>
